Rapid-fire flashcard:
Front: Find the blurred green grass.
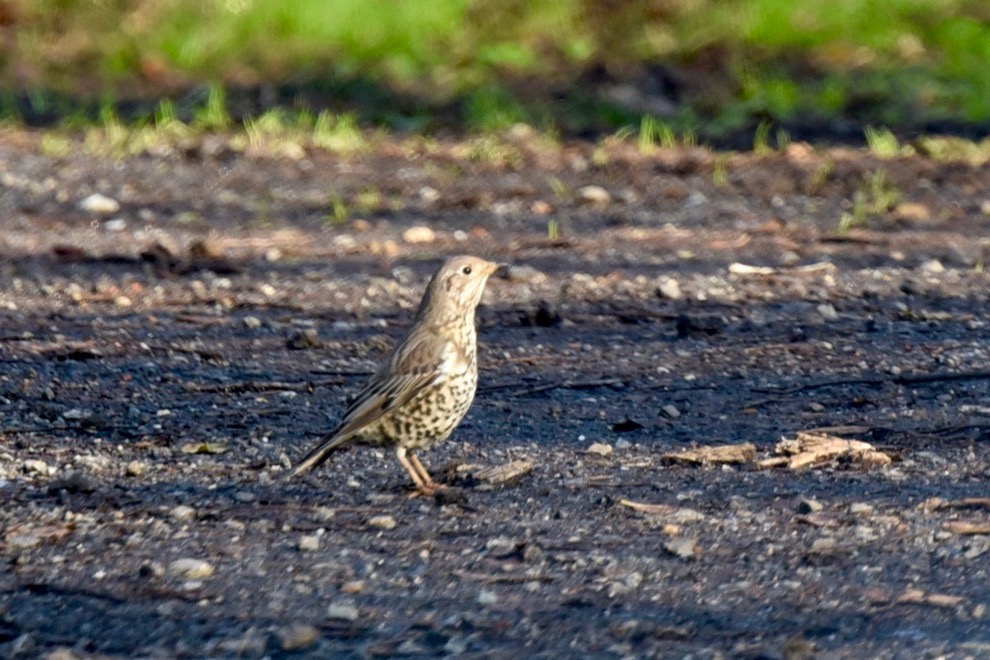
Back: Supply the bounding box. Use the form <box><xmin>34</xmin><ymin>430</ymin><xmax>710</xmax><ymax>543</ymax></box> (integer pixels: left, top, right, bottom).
<box><xmin>3</xmin><ymin>0</ymin><xmax>989</xmax><ymax>137</ymax></box>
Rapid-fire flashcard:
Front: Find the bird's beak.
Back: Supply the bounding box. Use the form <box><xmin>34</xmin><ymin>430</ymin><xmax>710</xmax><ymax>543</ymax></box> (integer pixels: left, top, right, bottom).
<box><xmin>489</xmin><ymin>261</ymin><xmax>508</xmax><ymax>275</ymax></box>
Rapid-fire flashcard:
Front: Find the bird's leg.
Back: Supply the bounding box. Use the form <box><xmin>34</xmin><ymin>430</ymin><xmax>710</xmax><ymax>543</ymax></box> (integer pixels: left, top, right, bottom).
<box><xmin>408</xmin><ymin>453</ymin><xmax>439</xmax><ymax>490</ymax></box>
<box><xmin>396</xmin><ymin>446</ymin><xmax>440</xmax><ymax>496</ymax></box>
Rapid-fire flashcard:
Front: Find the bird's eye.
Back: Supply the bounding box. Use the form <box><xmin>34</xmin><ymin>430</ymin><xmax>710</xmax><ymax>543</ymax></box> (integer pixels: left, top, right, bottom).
<box><xmin>461</xmin><ymin>266</ymin><xmax>472</xmax><ymax>275</ymax></box>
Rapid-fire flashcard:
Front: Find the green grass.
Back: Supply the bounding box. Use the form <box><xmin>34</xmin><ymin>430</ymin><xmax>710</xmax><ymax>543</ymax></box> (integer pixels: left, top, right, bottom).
<box><xmin>3</xmin><ymin>0</ymin><xmax>990</xmax><ymax>137</ymax></box>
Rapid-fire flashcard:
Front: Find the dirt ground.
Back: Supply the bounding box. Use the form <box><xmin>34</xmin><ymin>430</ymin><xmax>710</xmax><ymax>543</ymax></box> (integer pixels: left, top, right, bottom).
<box><xmin>1</xmin><ymin>127</ymin><xmax>990</xmax><ymax>658</ymax></box>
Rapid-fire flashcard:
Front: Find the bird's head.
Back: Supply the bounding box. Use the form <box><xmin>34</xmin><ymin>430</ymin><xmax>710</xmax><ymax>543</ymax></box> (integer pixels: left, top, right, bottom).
<box><xmin>416</xmin><ymin>255</ymin><xmax>503</xmax><ymax>323</ymax></box>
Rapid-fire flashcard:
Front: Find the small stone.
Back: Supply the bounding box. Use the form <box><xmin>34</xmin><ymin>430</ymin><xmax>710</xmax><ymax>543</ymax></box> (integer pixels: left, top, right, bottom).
<box><xmin>368</xmin><ymin>515</ymin><xmax>397</xmax><ymax>530</ymax></box>
<box><xmin>402</xmin><ymin>225</ymin><xmax>436</xmax><ymax>244</ymax></box>
<box><xmin>276</xmin><ymin>622</ymin><xmax>321</xmax><ymax>651</ymax></box>
<box><xmin>797</xmin><ymin>498</ymin><xmax>824</xmax><ymax>514</ymax></box>
<box><xmin>287</xmin><ymin>328</ymin><xmax>321</xmax><ymax>350</ymax></box>
<box><xmin>578</xmin><ymin>185</ymin><xmax>611</xmax><ymax>205</ymax></box>
<box><xmin>587</xmin><ymin>442</ymin><xmax>613</xmax><ymax>457</ymax></box>
<box><xmin>504</xmin><ymin>265</ymin><xmax>547</xmax><ymax>284</ymax></box>
<box><xmin>920</xmin><ymin>259</ymin><xmax>945</xmax><ymax>274</ymax></box>
<box><xmin>614</xmin><ymin>438</ymin><xmax>633</xmax><ymax>450</ymax></box>
<box><xmin>79</xmin><ymin>193</ymin><xmax>120</xmax><ymax>215</ymax></box>
<box><xmin>125</xmin><ymin>460</ymin><xmax>146</xmax><ymax>476</ymax></box>
<box><xmin>298</xmin><ymin>535</ymin><xmax>320</xmax><ymax>552</ymax></box>
<box><xmin>9</xmin><ymin>534</ymin><xmax>42</xmax><ymax>553</ymax></box>
<box><xmin>243</xmin><ymin>316</ymin><xmax>262</xmax><ymax>329</ymax></box>
<box><xmin>341</xmin><ymin>580</ymin><xmax>364</xmax><ymax>594</ymax></box>
<box><xmin>805</xmin><ymin>402</ymin><xmax>826</xmax><ymax>412</ymax></box>
<box><xmin>313</xmin><ymin>507</ymin><xmax>336</xmax><ymax>522</ymax></box>
<box><xmin>809</xmin><ymin>537</ymin><xmax>838</xmax><ymax>555</ymax></box>
<box><xmin>660</xmin><ymin>404</ymin><xmax>681</xmax><ymax>419</ymax></box>
<box><xmin>168</xmin><ymin>558</ymin><xmax>215</xmax><ymax>580</ymax></box>
<box><xmin>477</xmin><ymin>590</ymin><xmax>498</xmax><ymax>605</ymax></box>
<box><xmin>663</xmin><ymin>537</ymin><xmax>698</xmax><ymax>560</ymax></box>
<box><xmin>530</xmin><ymin>200</ymin><xmax>553</xmax><ymax>215</ymax></box>
<box><xmin>327</xmin><ymin>603</ymin><xmax>360</xmax><ymax>621</ymax></box>
<box><xmin>23</xmin><ymin>459</ymin><xmax>50</xmax><ymax>475</ymax></box>
<box><xmin>419</xmin><ymin>187</ymin><xmax>440</xmax><ymax>203</ymax></box>
<box><xmin>657</xmin><ymin>278</ymin><xmax>682</xmax><ymax>300</ymax></box>
<box><xmin>849</xmin><ymin>502</ymin><xmax>874</xmax><ymax>516</ymax></box>
<box><xmin>114</xmin><ymin>296</ymin><xmax>132</xmax><ymax>308</ymax></box>
<box><xmin>817</xmin><ymin>303</ymin><xmax>839</xmax><ymax>321</ymax></box>
<box><xmin>169</xmin><ymin>505</ymin><xmax>197</xmax><ymax>523</ymax></box>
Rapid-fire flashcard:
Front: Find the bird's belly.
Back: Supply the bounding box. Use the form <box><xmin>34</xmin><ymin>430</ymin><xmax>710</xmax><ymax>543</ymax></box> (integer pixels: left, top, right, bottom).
<box><xmin>362</xmin><ymin>373</ymin><xmax>477</xmax><ymax>450</ymax></box>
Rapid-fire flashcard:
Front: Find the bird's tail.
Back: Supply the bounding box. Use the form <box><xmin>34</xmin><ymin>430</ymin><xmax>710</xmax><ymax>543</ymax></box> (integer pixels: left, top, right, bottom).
<box><xmin>282</xmin><ymin>434</ymin><xmax>352</xmax><ymax>480</ymax></box>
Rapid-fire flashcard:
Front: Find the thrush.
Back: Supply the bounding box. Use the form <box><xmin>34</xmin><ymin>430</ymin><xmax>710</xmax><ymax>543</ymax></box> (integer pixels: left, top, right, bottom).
<box><xmin>284</xmin><ymin>255</ymin><xmax>502</xmax><ymax>494</ymax></box>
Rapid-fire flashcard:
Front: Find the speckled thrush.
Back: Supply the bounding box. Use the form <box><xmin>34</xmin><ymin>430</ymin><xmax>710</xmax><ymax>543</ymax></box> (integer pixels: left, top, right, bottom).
<box><xmin>284</xmin><ymin>255</ymin><xmax>501</xmax><ymax>494</ymax></box>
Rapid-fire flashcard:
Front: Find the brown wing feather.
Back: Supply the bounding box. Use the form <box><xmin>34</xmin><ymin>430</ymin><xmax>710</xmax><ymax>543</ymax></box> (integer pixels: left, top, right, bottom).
<box><xmin>284</xmin><ymin>333</ymin><xmax>449</xmax><ymax>478</ymax></box>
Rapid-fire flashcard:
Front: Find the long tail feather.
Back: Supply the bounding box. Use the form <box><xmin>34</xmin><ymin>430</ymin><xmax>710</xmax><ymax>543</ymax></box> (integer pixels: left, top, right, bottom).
<box><xmin>283</xmin><ymin>434</ymin><xmax>352</xmax><ymax>479</ymax></box>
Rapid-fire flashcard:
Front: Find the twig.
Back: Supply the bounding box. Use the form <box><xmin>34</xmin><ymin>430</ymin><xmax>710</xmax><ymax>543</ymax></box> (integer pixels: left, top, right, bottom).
<box><xmin>185</xmin><ymin>378</ymin><xmax>343</xmax><ymax>394</ymax></box>
<box><xmin>452</xmin><ymin>570</ymin><xmax>554</xmax><ymax>584</ymax></box>
<box><xmin>510</xmin><ymin>378</ymin><xmax>624</xmax><ymax>397</ymax></box>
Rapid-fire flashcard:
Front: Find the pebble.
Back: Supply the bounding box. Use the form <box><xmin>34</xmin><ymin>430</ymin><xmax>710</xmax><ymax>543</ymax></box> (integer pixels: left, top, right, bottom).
<box><xmin>817</xmin><ymin>303</ymin><xmax>839</xmax><ymax>321</ymax></box>
<box><xmin>327</xmin><ymin>603</ymin><xmax>360</xmax><ymax>621</ymax></box>
<box><xmin>243</xmin><ymin>316</ymin><xmax>262</xmax><ymax>329</ymax></box>
<box><xmin>79</xmin><ymin>193</ymin><xmax>120</xmax><ymax>215</ymax></box>
<box><xmin>402</xmin><ymin>225</ymin><xmax>436</xmax><ymax>244</ymax></box>
<box><xmin>660</xmin><ymin>404</ymin><xmax>681</xmax><ymax>419</ymax></box>
<box><xmin>587</xmin><ymin>442</ymin><xmax>613</xmax><ymax>457</ymax></box>
<box><xmin>614</xmin><ymin>438</ymin><xmax>633</xmax><ymax>450</ymax></box>
<box><xmin>920</xmin><ymin>259</ymin><xmax>945</xmax><ymax>274</ymax></box>
<box><xmin>809</xmin><ymin>537</ymin><xmax>838</xmax><ymax>555</ymax></box>
<box><xmin>276</xmin><ymin>623</ymin><xmax>320</xmax><ymax>651</ymax></box>
<box><xmin>298</xmin><ymin>535</ymin><xmax>320</xmax><ymax>552</ymax></box>
<box><xmin>125</xmin><ymin>460</ymin><xmax>146</xmax><ymax>476</ymax></box>
<box><xmin>286</xmin><ymin>328</ymin><xmax>321</xmax><ymax>350</ymax></box>
<box><xmin>849</xmin><ymin>502</ymin><xmax>874</xmax><ymax>516</ymax></box>
<box><xmin>663</xmin><ymin>537</ymin><xmax>698</xmax><ymax>560</ymax></box>
<box><xmin>657</xmin><ymin>278</ymin><xmax>682</xmax><ymax>300</ymax></box>
<box><xmin>313</xmin><ymin>506</ymin><xmax>336</xmax><ymax>522</ymax></box>
<box><xmin>368</xmin><ymin>515</ymin><xmax>397</xmax><ymax>530</ymax></box>
<box><xmin>168</xmin><ymin>558</ymin><xmax>215</xmax><ymax>580</ymax></box>
<box><xmin>797</xmin><ymin>498</ymin><xmax>824</xmax><ymax>514</ymax></box>
<box><xmin>504</xmin><ymin>264</ymin><xmax>547</xmax><ymax>284</ymax></box>
<box><xmin>530</xmin><ymin>200</ymin><xmax>553</xmax><ymax>215</ymax></box>
<box><xmin>169</xmin><ymin>505</ymin><xmax>197</xmax><ymax>523</ymax></box>
<box><xmin>9</xmin><ymin>534</ymin><xmax>42</xmax><ymax>552</ymax></box>
<box><xmin>23</xmin><ymin>459</ymin><xmax>50</xmax><ymax>475</ymax></box>
<box><xmin>477</xmin><ymin>590</ymin><xmax>498</xmax><ymax>605</ymax></box>
<box><xmin>805</xmin><ymin>402</ymin><xmax>826</xmax><ymax>412</ymax></box>
<box><xmin>341</xmin><ymin>580</ymin><xmax>364</xmax><ymax>594</ymax></box>
<box><xmin>578</xmin><ymin>185</ymin><xmax>611</xmax><ymax>205</ymax></box>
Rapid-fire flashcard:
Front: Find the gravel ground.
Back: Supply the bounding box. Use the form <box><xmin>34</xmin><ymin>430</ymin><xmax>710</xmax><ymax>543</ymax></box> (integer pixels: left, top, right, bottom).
<box><xmin>1</xmin><ymin>127</ymin><xmax>989</xmax><ymax>658</ymax></box>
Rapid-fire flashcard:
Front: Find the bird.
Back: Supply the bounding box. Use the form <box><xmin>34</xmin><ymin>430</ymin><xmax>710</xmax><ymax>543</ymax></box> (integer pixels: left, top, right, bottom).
<box><xmin>284</xmin><ymin>255</ymin><xmax>502</xmax><ymax>495</ymax></box>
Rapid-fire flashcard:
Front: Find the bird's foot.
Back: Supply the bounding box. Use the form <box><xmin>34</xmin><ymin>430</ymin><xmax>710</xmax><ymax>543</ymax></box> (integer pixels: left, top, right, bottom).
<box><xmin>408</xmin><ymin>481</ymin><xmax>443</xmax><ymax>498</ymax></box>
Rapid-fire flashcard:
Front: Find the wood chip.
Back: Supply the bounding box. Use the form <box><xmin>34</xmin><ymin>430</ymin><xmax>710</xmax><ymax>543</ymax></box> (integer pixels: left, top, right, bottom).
<box><xmin>466</xmin><ymin>459</ymin><xmax>536</xmax><ymax>485</ymax></box>
<box><xmin>662</xmin><ymin>443</ymin><xmax>757</xmax><ymax>465</ymax></box>
<box><xmin>180</xmin><ymin>442</ymin><xmax>229</xmax><ymax>455</ymax></box>
<box><xmin>618</xmin><ymin>499</ymin><xmax>679</xmax><ymax>515</ymax></box>
<box><xmin>943</xmin><ymin>521</ymin><xmax>990</xmax><ymax>535</ymax></box>
<box><xmin>932</xmin><ymin>498</ymin><xmax>990</xmax><ymax>511</ymax></box>
<box><xmin>757</xmin><ymin>432</ymin><xmax>891</xmax><ymax>470</ymax></box>
<box><xmin>896</xmin><ymin>589</ymin><xmax>965</xmax><ymax>608</ymax></box>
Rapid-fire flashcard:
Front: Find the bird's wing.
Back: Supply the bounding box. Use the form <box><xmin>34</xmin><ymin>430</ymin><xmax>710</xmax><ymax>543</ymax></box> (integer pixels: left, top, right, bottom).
<box><xmin>284</xmin><ymin>334</ymin><xmax>450</xmax><ymax>478</ymax></box>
